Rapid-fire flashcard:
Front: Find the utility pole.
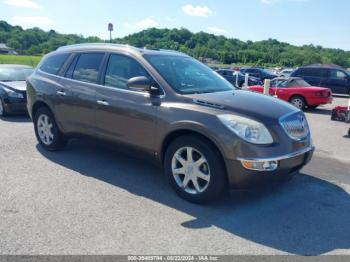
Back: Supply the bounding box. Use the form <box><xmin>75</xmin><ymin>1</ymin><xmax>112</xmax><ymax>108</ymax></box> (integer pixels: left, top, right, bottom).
<box><xmin>108</xmin><ymin>23</ymin><xmax>114</xmax><ymax>43</ymax></box>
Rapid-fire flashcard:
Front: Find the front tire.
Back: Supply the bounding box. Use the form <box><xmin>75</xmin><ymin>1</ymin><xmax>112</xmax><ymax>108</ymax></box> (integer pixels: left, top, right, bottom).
<box><xmin>164</xmin><ymin>135</ymin><xmax>227</xmax><ymax>204</ymax></box>
<box><xmin>34</xmin><ymin>107</ymin><xmax>67</xmax><ymax>151</ymax></box>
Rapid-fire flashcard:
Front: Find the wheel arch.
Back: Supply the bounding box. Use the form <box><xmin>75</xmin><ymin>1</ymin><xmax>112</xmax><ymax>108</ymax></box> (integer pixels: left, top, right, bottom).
<box><xmin>31</xmin><ymin>100</ymin><xmax>63</xmax><ymax>131</ymax></box>
<box><xmin>289</xmin><ymin>94</ymin><xmax>308</xmax><ymax>106</ymax></box>
<box><xmin>32</xmin><ymin>100</ymin><xmax>52</xmax><ymax>118</ymax></box>
<box><xmin>160</xmin><ymin>128</ymin><xmax>227</xmax><ymax>169</ymax></box>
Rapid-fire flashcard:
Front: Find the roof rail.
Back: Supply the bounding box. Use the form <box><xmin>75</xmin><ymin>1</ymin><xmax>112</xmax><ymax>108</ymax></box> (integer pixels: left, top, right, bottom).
<box><xmin>56</xmin><ymin>43</ymin><xmax>135</xmax><ymax>51</ymax></box>
<box><xmin>55</xmin><ymin>43</ymin><xmax>187</xmax><ymax>56</ymax></box>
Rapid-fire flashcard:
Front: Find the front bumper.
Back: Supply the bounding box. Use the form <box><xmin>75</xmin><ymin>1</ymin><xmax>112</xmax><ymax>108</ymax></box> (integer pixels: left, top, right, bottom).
<box><xmin>225</xmin><ymin>146</ymin><xmax>315</xmax><ymax>189</ymax></box>
<box><xmin>307</xmin><ymin>96</ymin><xmax>333</xmax><ymax>106</ymax></box>
<box><xmin>2</xmin><ymin>97</ymin><xmax>28</xmax><ymax>114</ymax></box>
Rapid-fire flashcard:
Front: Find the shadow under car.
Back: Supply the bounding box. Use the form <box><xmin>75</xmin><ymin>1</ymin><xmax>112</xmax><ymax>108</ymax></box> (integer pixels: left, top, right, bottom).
<box><xmin>36</xmin><ymin>139</ymin><xmax>350</xmax><ymax>255</ymax></box>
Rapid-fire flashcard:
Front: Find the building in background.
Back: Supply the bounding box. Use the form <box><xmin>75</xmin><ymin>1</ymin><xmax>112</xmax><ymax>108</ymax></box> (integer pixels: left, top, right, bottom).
<box><xmin>0</xmin><ymin>44</ymin><xmax>18</xmax><ymax>55</ymax></box>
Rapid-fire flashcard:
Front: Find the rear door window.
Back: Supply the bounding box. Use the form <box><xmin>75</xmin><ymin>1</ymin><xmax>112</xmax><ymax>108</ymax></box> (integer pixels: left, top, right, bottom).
<box><xmin>40</xmin><ymin>53</ymin><xmax>70</xmax><ymax>75</ymax></box>
<box><xmin>312</xmin><ymin>68</ymin><xmax>328</xmax><ymax>77</ymax></box>
<box><xmin>72</xmin><ymin>53</ymin><xmax>104</xmax><ymax>84</ymax></box>
<box><xmin>103</xmin><ymin>54</ymin><xmax>150</xmax><ymax>90</ymax></box>
<box><xmin>295</xmin><ymin>68</ymin><xmax>326</xmax><ymax>77</ymax></box>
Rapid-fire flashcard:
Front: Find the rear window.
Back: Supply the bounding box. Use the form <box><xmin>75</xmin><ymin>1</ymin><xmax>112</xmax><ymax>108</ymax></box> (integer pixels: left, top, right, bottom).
<box><xmin>294</xmin><ymin>68</ymin><xmax>327</xmax><ymax>77</ymax></box>
<box><xmin>72</xmin><ymin>53</ymin><xmax>104</xmax><ymax>84</ymax></box>
<box><xmin>104</xmin><ymin>54</ymin><xmax>150</xmax><ymax>90</ymax></box>
<box><xmin>40</xmin><ymin>53</ymin><xmax>70</xmax><ymax>75</ymax></box>
<box><xmin>288</xmin><ymin>79</ymin><xmax>311</xmax><ymax>87</ymax></box>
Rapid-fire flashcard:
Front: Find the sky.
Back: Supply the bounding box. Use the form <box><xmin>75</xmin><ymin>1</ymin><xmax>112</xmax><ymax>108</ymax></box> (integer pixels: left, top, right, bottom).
<box><xmin>1</xmin><ymin>0</ymin><xmax>350</xmax><ymax>50</ymax></box>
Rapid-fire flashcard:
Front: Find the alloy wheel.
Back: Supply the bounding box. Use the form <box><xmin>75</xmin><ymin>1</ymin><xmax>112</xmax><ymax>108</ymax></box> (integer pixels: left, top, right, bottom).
<box><xmin>171</xmin><ymin>147</ymin><xmax>211</xmax><ymax>194</ymax></box>
<box><xmin>291</xmin><ymin>98</ymin><xmax>304</xmax><ymax>109</ymax></box>
<box><xmin>37</xmin><ymin>114</ymin><xmax>54</xmax><ymax>145</ymax></box>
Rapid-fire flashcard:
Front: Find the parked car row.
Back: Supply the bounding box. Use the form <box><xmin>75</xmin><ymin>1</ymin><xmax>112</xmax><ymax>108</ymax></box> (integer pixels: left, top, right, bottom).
<box><xmin>219</xmin><ymin>64</ymin><xmax>350</xmax><ymax>97</ymax></box>
<box><xmin>248</xmin><ymin>77</ymin><xmax>333</xmax><ymax>110</ymax></box>
<box><xmin>291</xmin><ymin>64</ymin><xmax>350</xmax><ymax>95</ymax></box>
<box><xmin>214</xmin><ymin>67</ymin><xmax>334</xmax><ymax>110</ymax></box>
<box><xmin>216</xmin><ymin>69</ymin><xmax>262</xmax><ymax>87</ymax></box>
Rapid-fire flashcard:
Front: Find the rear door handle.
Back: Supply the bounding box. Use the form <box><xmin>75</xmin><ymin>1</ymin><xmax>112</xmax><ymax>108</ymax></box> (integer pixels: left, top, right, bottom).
<box><xmin>97</xmin><ymin>100</ymin><xmax>109</xmax><ymax>106</ymax></box>
<box><xmin>57</xmin><ymin>90</ymin><xmax>66</xmax><ymax>96</ymax></box>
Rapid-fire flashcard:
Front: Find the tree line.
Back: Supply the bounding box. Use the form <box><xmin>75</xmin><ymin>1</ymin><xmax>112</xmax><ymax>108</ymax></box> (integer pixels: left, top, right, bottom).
<box><xmin>1</xmin><ymin>20</ymin><xmax>350</xmax><ymax>68</ymax></box>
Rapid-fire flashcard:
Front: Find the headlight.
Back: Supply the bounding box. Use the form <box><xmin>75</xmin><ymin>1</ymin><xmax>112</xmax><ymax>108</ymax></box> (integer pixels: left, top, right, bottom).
<box><xmin>217</xmin><ymin>114</ymin><xmax>273</xmax><ymax>144</ymax></box>
<box><xmin>2</xmin><ymin>87</ymin><xmax>24</xmax><ymax>99</ymax></box>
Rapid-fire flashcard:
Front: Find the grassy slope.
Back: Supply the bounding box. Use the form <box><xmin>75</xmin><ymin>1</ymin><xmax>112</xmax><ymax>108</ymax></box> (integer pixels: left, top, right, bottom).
<box><xmin>0</xmin><ymin>55</ymin><xmax>42</xmax><ymax>67</ymax></box>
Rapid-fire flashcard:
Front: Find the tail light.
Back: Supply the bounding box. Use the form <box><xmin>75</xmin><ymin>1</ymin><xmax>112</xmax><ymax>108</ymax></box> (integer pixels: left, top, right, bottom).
<box><xmin>315</xmin><ymin>90</ymin><xmax>331</xmax><ymax>97</ymax></box>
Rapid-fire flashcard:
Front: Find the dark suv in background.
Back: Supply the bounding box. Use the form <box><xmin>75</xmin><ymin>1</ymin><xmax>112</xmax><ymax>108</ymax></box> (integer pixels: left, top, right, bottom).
<box><xmin>240</xmin><ymin>67</ymin><xmax>278</xmax><ymax>81</ymax></box>
<box><xmin>291</xmin><ymin>65</ymin><xmax>350</xmax><ymax>95</ymax></box>
<box><xmin>27</xmin><ymin>44</ymin><xmax>314</xmax><ymax>203</ymax></box>
<box><xmin>216</xmin><ymin>69</ymin><xmax>262</xmax><ymax>87</ymax></box>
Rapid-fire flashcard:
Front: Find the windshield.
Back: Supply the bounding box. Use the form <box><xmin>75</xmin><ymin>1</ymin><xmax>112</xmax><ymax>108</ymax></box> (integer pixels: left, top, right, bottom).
<box><xmin>0</xmin><ymin>67</ymin><xmax>34</xmax><ymax>81</ymax></box>
<box><xmin>144</xmin><ymin>55</ymin><xmax>234</xmax><ymax>94</ymax></box>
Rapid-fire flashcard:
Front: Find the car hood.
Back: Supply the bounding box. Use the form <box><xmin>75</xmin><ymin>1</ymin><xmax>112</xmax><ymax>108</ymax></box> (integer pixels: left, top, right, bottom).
<box><xmin>186</xmin><ymin>90</ymin><xmax>298</xmax><ymax>123</ymax></box>
<box><xmin>0</xmin><ymin>81</ymin><xmax>27</xmax><ymax>91</ymax></box>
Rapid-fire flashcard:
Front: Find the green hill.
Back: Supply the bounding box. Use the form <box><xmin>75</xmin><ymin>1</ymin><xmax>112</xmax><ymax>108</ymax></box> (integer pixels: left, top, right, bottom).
<box><xmin>1</xmin><ymin>20</ymin><xmax>349</xmax><ymax>68</ymax></box>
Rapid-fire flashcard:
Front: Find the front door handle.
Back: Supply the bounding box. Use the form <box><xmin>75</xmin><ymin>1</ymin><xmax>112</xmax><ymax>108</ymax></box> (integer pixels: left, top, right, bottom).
<box><xmin>97</xmin><ymin>100</ymin><xmax>109</xmax><ymax>106</ymax></box>
<box><xmin>57</xmin><ymin>90</ymin><xmax>66</xmax><ymax>96</ymax></box>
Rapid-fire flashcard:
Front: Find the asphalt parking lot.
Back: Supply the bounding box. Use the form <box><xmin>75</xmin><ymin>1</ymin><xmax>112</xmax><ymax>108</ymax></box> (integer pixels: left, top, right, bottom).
<box><xmin>0</xmin><ymin>97</ymin><xmax>349</xmax><ymax>255</ymax></box>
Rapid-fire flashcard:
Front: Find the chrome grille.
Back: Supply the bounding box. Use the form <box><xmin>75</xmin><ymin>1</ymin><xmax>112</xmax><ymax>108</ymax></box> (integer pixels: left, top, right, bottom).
<box><xmin>280</xmin><ymin>112</ymin><xmax>309</xmax><ymax>140</ymax></box>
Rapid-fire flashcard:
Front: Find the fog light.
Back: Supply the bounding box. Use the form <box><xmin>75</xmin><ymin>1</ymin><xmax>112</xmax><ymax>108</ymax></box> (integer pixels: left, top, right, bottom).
<box><xmin>241</xmin><ymin>160</ymin><xmax>278</xmax><ymax>171</ymax></box>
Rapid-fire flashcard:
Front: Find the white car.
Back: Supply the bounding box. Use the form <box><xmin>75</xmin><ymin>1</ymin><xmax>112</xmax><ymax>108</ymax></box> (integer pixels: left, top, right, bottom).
<box><xmin>279</xmin><ymin>68</ymin><xmax>295</xmax><ymax>77</ymax></box>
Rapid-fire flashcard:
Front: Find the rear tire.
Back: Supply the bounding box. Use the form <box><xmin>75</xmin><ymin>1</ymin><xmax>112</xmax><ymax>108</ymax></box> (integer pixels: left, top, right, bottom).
<box><xmin>331</xmin><ymin>109</ymin><xmax>337</xmax><ymax>120</ymax></box>
<box><xmin>34</xmin><ymin>107</ymin><xmax>67</xmax><ymax>151</ymax></box>
<box><xmin>164</xmin><ymin>135</ymin><xmax>227</xmax><ymax>204</ymax></box>
<box><xmin>290</xmin><ymin>96</ymin><xmax>306</xmax><ymax>110</ymax></box>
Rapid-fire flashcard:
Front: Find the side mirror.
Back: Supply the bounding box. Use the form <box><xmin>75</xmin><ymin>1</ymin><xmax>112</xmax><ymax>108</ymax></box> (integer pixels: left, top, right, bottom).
<box><xmin>127</xmin><ymin>76</ymin><xmax>151</xmax><ymax>92</ymax></box>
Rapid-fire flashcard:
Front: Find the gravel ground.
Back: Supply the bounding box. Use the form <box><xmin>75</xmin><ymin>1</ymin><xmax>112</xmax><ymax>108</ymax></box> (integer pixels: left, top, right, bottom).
<box><xmin>305</xmin><ymin>96</ymin><xmax>350</xmax><ymax>163</ymax></box>
<box><xmin>0</xmin><ymin>97</ymin><xmax>349</xmax><ymax>255</ymax></box>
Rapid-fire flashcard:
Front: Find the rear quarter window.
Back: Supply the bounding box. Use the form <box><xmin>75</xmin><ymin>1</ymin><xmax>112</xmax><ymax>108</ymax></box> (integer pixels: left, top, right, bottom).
<box><xmin>40</xmin><ymin>53</ymin><xmax>70</xmax><ymax>75</ymax></box>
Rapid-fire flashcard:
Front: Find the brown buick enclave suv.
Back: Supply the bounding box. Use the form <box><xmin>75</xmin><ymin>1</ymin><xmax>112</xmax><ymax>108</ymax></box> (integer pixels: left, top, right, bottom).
<box><xmin>27</xmin><ymin>44</ymin><xmax>314</xmax><ymax>203</ymax></box>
